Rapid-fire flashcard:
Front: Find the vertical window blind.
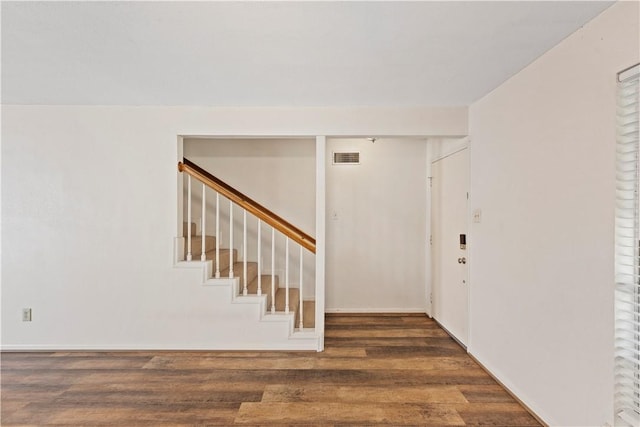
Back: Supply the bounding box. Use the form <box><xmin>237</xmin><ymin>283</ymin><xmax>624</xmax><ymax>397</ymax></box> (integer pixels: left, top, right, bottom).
<box><xmin>615</xmin><ymin>62</ymin><xmax>640</xmax><ymax>427</ymax></box>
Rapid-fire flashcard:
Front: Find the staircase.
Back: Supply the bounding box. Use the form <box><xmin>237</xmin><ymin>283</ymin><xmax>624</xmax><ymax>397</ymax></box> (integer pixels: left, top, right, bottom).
<box><xmin>174</xmin><ymin>158</ymin><xmax>319</xmax><ymax>350</ymax></box>
<box><xmin>182</xmin><ymin>222</ymin><xmax>315</xmax><ymax>330</ymax></box>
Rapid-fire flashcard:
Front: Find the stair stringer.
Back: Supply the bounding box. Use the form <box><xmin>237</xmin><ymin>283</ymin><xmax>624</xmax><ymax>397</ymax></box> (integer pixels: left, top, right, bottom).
<box><xmin>172</xmin><ymin>249</ymin><xmax>319</xmax><ymax>350</ymax></box>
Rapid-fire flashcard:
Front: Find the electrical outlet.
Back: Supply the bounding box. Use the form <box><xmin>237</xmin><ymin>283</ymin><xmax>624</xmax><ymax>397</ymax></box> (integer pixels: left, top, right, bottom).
<box><xmin>22</xmin><ymin>308</ymin><xmax>32</xmax><ymax>322</ymax></box>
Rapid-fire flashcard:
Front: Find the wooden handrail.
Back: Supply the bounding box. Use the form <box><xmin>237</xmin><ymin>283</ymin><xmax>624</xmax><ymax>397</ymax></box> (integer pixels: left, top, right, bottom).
<box><xmin>178</xmin><ymin>158</ymin><xmax>316</xmax><ymax>253</ymax></box>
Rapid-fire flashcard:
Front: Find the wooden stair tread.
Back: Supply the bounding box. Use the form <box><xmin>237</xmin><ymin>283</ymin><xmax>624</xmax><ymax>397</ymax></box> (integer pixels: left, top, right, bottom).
<box><xmin>182</xmin><ymin>222</ymin><xmax>197</xmax><ymax>237</ymax></box>
<box><xmin>220</xmin><ymin>261</ymin><xmax>258</xmax><ymax>285</ymax></box>
<box><xmin>275</xmin><ymin>287</ymin><xmax>299</xmax><ymax>309</ymax></box>
<box><xmin>246</xmin><ymin>275</ymin><xmax>279</xmax><ymax>295</ymax></box>
<box><xmin>198</xmin><ymin>249</ymin><xmax>237</xmax><ymax>273</ymax></box>
<box><xmin>184</xmin><ymin>235</ymin><xmax>216</xmax><ymax>257</ymax></box>
<box><xmin>303</xmin><ymin>301</ymin><xmax>316</xmax><ymax>328</ymax></box>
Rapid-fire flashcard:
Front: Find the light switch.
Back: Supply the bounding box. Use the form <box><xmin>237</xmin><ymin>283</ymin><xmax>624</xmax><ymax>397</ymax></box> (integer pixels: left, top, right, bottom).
<box><xmin>473</xmin><ymin>209</ymin><xmax>482</xmax><ymax>223</ymax></box>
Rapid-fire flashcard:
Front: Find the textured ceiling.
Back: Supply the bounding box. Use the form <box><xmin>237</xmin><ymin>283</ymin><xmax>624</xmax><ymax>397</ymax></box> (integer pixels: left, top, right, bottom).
<box><xmin>1</xmin><ymin>1</ymin><xmax>613</xmax><ymax>107</ymax></box>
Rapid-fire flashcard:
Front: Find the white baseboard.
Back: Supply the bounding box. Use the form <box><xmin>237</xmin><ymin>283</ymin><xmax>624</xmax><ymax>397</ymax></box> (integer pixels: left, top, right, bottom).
<box><xmin>325</xmin><ymin>307</ymin><xmax>426</xmax><ymax>313</ymax></box>
<box><xmin>1</xmin><ymin>340</ymin><xmax>320</xmax><ymax>352</ymax></box>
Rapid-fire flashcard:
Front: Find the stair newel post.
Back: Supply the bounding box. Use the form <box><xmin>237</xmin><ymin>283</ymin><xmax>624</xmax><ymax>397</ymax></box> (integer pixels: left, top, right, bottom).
<box><xmin>215</xmin><ymin>193</ymin><xmax>220</xmax><ymax>278</ymax></box>
<box><xmin>271</xmin><ymin>227</ymin><xmax>275</xmax><ymax>313</ymax></box>
<box><xmin>242</xmin><ymin>210</ymin><xmax>248</xmax><ymax>296</ymax></box>
<box><xmin>201</xmin><ymin>183</ymin><xmax>206</xmax><ymax>261</ymax></box>
<box><xmin>229</xmin><ymin>200</ymin><xmax>234</xmax><ymax>279</ymax></box>
<box><xmin>257</xmin><ymin>220</ymin><xmax>262</xmax><ymax>296</ymax></box>
<box><xmin>285</xmin><ymin>237</ymin><xmax>290</xmax><ymax>313</ymax></box>
<box><xmin>299</xmin><ymin>245</ymin><xmax>304</xmax><ymax>329</ymax></box>
<box><xmin>186</xmin><ymin>175</ymin><xmax>192</xmax><ymax>261</ymax></box>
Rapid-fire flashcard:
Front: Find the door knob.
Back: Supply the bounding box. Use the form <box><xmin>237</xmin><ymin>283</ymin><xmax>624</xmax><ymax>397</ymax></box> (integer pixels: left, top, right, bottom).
<box><xmin>458</xmin><ymin>257</ymin><xmax>467</xmax><ymax>264</ymax></box>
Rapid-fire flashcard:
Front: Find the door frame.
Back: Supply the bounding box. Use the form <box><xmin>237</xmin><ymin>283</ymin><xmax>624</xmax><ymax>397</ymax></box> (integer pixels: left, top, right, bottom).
<box><xmin>426</xmin><ymin>137</ymin><xmax>471</xmax><ymax>346</ymax></box>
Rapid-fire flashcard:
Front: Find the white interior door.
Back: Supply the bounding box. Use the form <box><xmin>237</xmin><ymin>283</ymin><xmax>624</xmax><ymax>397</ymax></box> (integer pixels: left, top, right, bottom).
<box><xmin>431</xmin><ymin>148</ymin><xmax>469</xmax><ymax>346</ymax></box>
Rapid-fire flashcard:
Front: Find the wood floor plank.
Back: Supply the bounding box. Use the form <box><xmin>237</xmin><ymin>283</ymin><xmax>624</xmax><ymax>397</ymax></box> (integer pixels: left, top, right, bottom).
<box><xmin>325</xmin><ymin>336</ymin><xmax>460</xmax><ymax>348</ymax></box>
<box><xmin>324</xmin><ymin>314</ymin><xmax>434</xmax><ymax>329</ymax></box>
<box><xmin>0</xmin><ymin>355</ymin><xmax>152</xmax><ymax>370</ymax></box>
<box><xmin>455</xmin><ymin>402</ymin><xmax>541</xmax><ymax>426</ymax></box>
<box><xmin>325</xmin><ymin>318</ymin><xmax>439</xmax><ymax>328</ymax></box>
<box><xmin>325</xmin><ymin>328</ymin><xmax>449</xmax><ymax>338</ymax></box>
<box><xmin>142</xmin><ymin>354</ymin><xmax>477</xmax><ymax>370</ymax></box>
<box><xmin>5</xmin><ymin>404</ymin><xmax>238</xmax><ymax>426</ymax></box>
<box><xmin>2</xmin><ymin>370</ymin><xmax>88</xmax><ymax>386</ymax></box>
<box><xmin>0</xmin><ymin>387</ymin><xmax>66</xmax><ymax>402</ymax></box>
<box><xmin>317</xmin><ymin>347</ymin><xmax>367</xmax><ymax>357</ymax></box>
<box><xmin>51</xmin><ymin>347</ymin><xmax>366</xmax><ymax>360</ymax></box>
<box><xmin>0</xmin><ymin>400</ymin><xmax>29</xmax><ymax>420</ymax></box>
<box><xmin>53</xmin><ymin>389</ymin><xmax>263</xmax><ymax>405</ymax></box>
<box><xmin>262</xmin><ymin>384</ymin><xmax>468</xmax><ymax>404</ymax></box>
<box><xmin>366</xmin><ymin>345</ymin><xmax>467</xmax><ymax>357</ymax></box>
<box><xmin>65</xmin><ymin>381</ymin><xmax>267</xmax><ymax>394</ymax></box>
<box><xmin>0</xmin><ymin>314</ymin><xmax>541</xmax><ymax>426</ymax></box>
<box><xmin>1</xmin><ymin>352</ymin><xmax>56</xmax><ymax>358</ymax></box>
<box><xmin>64</xmin><ymin>367</ymin><xmax>495</xmax><ymax>392</ymax></box>
<box><xmin>235</xmin><ymin>402</ymin><xmax>465</xmax><ymax>425</ymax></box>
<box><xmin>457</xmin><ymin>384</ymin><xmax>515</xmax><ymax>403</ymax></box>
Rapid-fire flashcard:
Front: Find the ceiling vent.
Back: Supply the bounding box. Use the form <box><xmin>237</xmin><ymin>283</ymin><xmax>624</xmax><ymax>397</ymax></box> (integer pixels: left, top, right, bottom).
<box><xmin>333</xmin><ymin>152</ymin><xmax>360</xmax><ymax>165</ymax></box>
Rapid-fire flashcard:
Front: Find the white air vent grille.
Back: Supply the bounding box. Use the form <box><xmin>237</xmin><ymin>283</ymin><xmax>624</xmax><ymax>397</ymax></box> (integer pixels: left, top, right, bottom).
<box><xmin>333</xmin><ymin>152</ymin><xmax>360</xmax><ymax>165</ymax></box>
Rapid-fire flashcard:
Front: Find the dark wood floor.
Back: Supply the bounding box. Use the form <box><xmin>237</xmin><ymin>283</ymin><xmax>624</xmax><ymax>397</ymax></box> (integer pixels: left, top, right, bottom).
<box><xmin>1</xmin><ymin>314</ymin><xmax>541</xmax><ymax>426</ymax></box>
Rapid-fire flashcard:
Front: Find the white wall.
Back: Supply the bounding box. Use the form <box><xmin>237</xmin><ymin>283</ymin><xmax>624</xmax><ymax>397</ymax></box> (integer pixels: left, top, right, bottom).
<box><xmin>1</xmin><ymin>106</ymin><xmax>466</xmax><ymax>349</ymax></box>
<box><xmin>184</xmin><ymin>138</ymin><xmax>316</xmax><ymax>233</ymax></box>
<box><xmin>326</xmin><ymin>137</ymin><xmax>427</xmax><ymax>312</ymax></box>
<box><xmin>183</xmin><ymin>138</ymin><xmax>316</xmax><ymax>298</ymax></box>
<box><xmin>468</xmin><ymin>2</ymin><xmax>639</xmax><ymax>426</ymax></box>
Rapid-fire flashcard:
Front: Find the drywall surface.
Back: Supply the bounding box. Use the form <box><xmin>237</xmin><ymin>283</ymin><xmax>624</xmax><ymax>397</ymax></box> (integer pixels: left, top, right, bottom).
<box><xmin>326</xmin><ymin>137</ymin><xmax>427</xmax><ymax>312</ymax></box>
<box><xmin>1</xmin><ymin>106</ymin><xmax>466</xmax><ymax>348</ymax></box>
<box><xmin>468</xmin><ymin>2</ymin><xmax>639</xmax><ymax>425</ymax></box>
<box><xmin>184</xmin><ymin>138</ymin><xmax>315</xmax><ymax>233</ymax></box>
<box><xmin>183</xmin><ymin>138</ymin><xmax>316</xmax><ymax>298</ymax></box>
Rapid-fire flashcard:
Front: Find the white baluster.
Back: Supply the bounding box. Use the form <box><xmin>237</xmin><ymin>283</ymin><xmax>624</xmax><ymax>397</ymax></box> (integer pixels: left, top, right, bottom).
<box><xmin>299</xmin><ymin>245</ymin><xmax>304</xmax><ymax>329</ymax></box>
<box><xmin>215</xmin><ymin>193</ymin><xmax>220</xmax><ymax>278</ymax></box>
<box><xmin>285</xmin><ymin>237</ymin><xmax>290</xmax><ymax>313</ymax></box>
<box><xmin>201</xmin><ymin>183</ymin><xmax>206</xmax><ymax>261</ymax></box>
<box><xmin>271</xmin><ymin>227</ymin><xmax>275</xmax><ymax>313</ymax></box>
<box><xmin>229</xmin><ymin>201</ymin><xmax>234</xmax><ymax>278</ymax></box>
<box><xmin>186</xmin><ymin>176</ymin><xmax>192</xmax><ymax>261</ymax></box>
<box><xmin>257</xmin><ymin>220</ymin><xmax>262</xmax><ymax>296</ymax></box>
<box><xmin>242</xmin><ymin>210</ymin><xmax>247</xmax><ymax>296</ymax></box>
